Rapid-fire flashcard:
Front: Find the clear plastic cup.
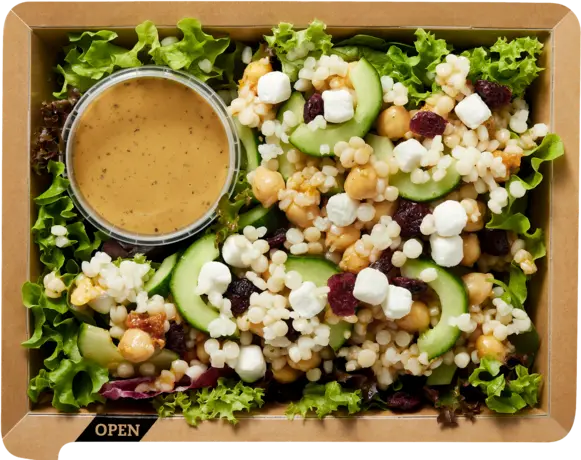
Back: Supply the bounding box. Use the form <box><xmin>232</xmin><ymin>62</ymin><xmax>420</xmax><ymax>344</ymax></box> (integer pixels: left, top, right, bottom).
<box><xmin>62</xmin><ymin>66</ymin><xmax>241</xmax><ymax>246</ymax></box>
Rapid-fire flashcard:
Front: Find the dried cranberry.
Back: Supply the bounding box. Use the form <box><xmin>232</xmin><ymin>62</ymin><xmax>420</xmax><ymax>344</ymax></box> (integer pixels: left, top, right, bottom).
<box><xmin>327</xmin><ymin>272</ymin><xmax>358</xmax><ymax>316</ymax></box>
<box><xmin>285</xmin><ymin>319</ymin><xmax>300</xmax><ymax>341</ymax></box>
<box><xmin>303</xmin><ymin>93</ymin><xmax>324</xmax><ymax>124</ymax></box>
<box><xmin>165</xmin><ymin>322</ymin><xmax>187</xmax><ymax>357</ymax></box>
<box><xmin>224</xmin><ymin>278</ymin><xmax>262</xmax><ymax>316</ymax></box>
<box><xmin>384</xmin><ymin>391</ymin><xmax>423</xmax><ymax>412</ymax></box>
<box><xmin>479</xmin><ymin>229</ymin><xmax>510</xmax><ymax>256</ymax></box>
<box><xmin>474</xmin><ymin>80</ymin><xmax>512</xmax><ymax>109</ymax></box>
<box><xmin>266</xmin><ymin>228</ymin><xmax>287</xmax><ymax>248</ymax></box>
<box><xmin>409</xmin><ymin>111</ymin><xmax>447</xmax><ymax>138</ymax></box>
<box><xmin>393</xmin><ymin>200</ymin><xmax>431</xmax><ymax>238</ymax></box>
<box><xmin>370</xmin><ymin>249</ymin><xmax>395</xmax><ymax>277</ymax></box>
<box><xmin>391</xmin><ymin>277</ymin><xmax>428</xmax><ymax>294</ymax></box>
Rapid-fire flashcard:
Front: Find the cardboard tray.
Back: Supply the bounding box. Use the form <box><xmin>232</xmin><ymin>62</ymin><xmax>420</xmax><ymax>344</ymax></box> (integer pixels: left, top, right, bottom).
<box><xmin>2</xmin><ymin>2</ymin><xmax>579</xmax><ymax>457</ymax></box>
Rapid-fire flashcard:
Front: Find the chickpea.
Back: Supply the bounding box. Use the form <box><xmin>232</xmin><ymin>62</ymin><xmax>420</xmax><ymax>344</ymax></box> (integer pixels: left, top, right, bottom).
<box><xmin>249</xmin><ymin>322</ymin><xmax>264</xmax><ymax>337</ymax></box>
<box><xmin>366</xmin><ymin>200</ymin><xmax>398</xmax><ymax>229</ymax></box>
<box><xmin>196</xmin><ymin>342</ymin><xmax>211</xmax><ymax>364</ymax></box>
<box><xmin>288</xmin><ymin>351</ymin><xmax>322</xmax><ymax>372</ymax></box>
<box><xmin>464</xmin><ymin>201</ymin><xmax>487</xmax><ymax>232</ymax></box>
<box><xmin>272</xmin><ymin>365</ymin><xmax>303</xmax><ymax>384</ymax></box>
<box><xmin>252</xmin><ymin>166</ymin><xmax>285</xmax><ymax>208</ymax></box>
<box><xmin>344</xmin><ymin>164</ymin><xmax>378</xmax><ymax>200</ymax></box>
<box><xmin>462</xmin><ymin>272</ymin><xmax>493</xmax><ymax>306</ymax></box>
<box><xmin>396</xmin><ymin>301</ymin><xmax>431</xmax><ymax>333</ymax></box>
<box><xmin>377</xmin><ymin>106</ymin><xmax>411</xmax><ymax>140</ymax></box>
<box><xmin>339</xmin><ymin>243</ymin><xmax>370</xmax><ymax>273</ymax></box>
<box><xmin>118</xmin><ymin>328</ymin><xmax>155</xmax><ymax>363</ymax></box>
<box><xmin>286</xmin><ymin>203</ymin><xmax>320</xmax><ymax>229</ymax></box>
<box><xmin>325</xmin><ymin>226</ymin><xmax>361</xmax><ymax>252</ymax></box>
<box><xmin>461</xmin><ymin>233</ymin><xmax>481</xmax><ymax>267</ymax></box>
<box><xmin>476</xmin><ymin>334</ymin><xmax>507</xmax><ymax>362</ymax></box>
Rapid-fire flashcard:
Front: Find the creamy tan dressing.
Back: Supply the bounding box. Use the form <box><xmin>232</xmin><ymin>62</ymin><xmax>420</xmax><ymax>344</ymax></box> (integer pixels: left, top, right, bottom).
<box><xmin>71</xmin><ymin>77</ymin><xmax>229</xmax><ymax>235</ymax></box>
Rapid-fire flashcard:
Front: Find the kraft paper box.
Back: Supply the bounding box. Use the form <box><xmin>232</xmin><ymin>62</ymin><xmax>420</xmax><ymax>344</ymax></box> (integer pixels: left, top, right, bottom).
<box><xmin>2</xmin><ymin>2</ymin><xmax>579</xmax><ymax>458</ymax></box>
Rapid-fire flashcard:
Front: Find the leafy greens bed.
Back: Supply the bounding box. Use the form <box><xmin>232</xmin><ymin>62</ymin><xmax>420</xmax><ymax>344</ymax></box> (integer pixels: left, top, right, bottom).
<box><xmin>25</xmin><ymin>18</ymin><xmax>563</xmax><ymax>427</ymax></box>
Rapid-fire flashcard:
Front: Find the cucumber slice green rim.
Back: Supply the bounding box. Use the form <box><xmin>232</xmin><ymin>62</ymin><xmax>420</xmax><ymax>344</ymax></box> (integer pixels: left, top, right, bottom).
<box><xmin>401</xmin><ymin>259</ymin><xmax>468</xmax><ymax>359</ymax></box>
<box><xmin>239</xmin><ymin>206</ymin><xmax>285</xmax><ymax>233</ymax></box>
<box><xmin>390</xmin><ymin>166</ymin><xmax>462</xmax><ymax>203</ymax></box>
<box><xmin>144</xmin><ymin>252</ymin><xmax>179</xmax><ymax>297</ymax></box>
<box><xmin>234</xmin><ymin>118</ymin><xmax>260</xmax><ymax>171</ymax></box>
<box><xmin>289</xmin><ymin>58</ymin><xmax>382</xmax><ymax>157</ymax></box>
<box><xmin>170</xmin><ymin>234</ymin><xmax>221</xmax><ymax>333</ymax></box>
<box><xmin>365</xmin><ymin>132</ymin><xmax>461</xmax><ymax>202</ymax></box>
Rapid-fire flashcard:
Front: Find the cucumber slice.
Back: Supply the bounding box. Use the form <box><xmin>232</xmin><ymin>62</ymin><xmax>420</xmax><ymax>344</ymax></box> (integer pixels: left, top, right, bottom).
<box><xmin>235</xmin><ymin>118</ymin><xmax>260</xmax><ymax>171</ymax></box>
<box><xmin>278</xmin><ymin>147</ymin><xmax>297</xmax><ymax>180</ymax></box>
<box><xmin>400</xmin><ymin>259</ymin><xmax>468</xmax><ymax>359</ymax></box>
<box><xmin>290</xmin><ymin>59</ymin><xmax>382</xmax><ymax>157</ymax></box>
<box><xmin>365</xmin><ymin>133</ymin><xmax>461</xmax><ymax>202</ymax></box>
<box><xmin>365</xmin><ymin>133</ymin><xmax>394</xmax><ymax>162</ymax></box>
<box><xmin>144</xmin><ymin>252</ymin><xmax>179</xmax><ymax>297</ymax></box>
<box><xmin>276</xmin><ymin>95</ymin><xmax>306</xmax><ymax>180</ymax></box>
<box><xmin>147</xmin><ymin>348</ymin><xmax>179</xmax><ymax>371</ymax></box>
<box><xmin>239</xmin><ymin>206</ymin><xmax>285</xmax><ymax>232</ymax></box>
<box><xmin>284</xmin><ymin>255</ymin><xmax>353</xmax><ymax>350</ymax></box>
<box><xmin>426</xmin><ymin>363</ymin><xmax>457</xmax><ymax>385</ymax></box>
<box><xmin>78</xmin><ymin>323</ymin><xmax>124</xmax><ymax>370</ymax></box>
<box><xmin>79</xmin><ymin>324</ymin><xmax>180</xmax><ymax>371</ymax></box>
<box><xmin>277</xmin><ymin>92</ymin><xmax>305</xmax><ymax>127</ymax></box>
<box><xmin>170</xmin><ymin>235</ymin><xmax>221</xmax><ymax>333</ymax></box>
<box><xmin>390</xmin><ymin>168</ymin><xmax>462</xmax><ymax>202</ymax></box>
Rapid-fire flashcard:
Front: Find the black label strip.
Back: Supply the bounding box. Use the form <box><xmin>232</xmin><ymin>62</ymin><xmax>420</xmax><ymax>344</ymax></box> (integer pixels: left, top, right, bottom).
<box><xmin>76</xmin><ymin>415</ymin><xmax>158</xmax><ymax>442</ymax></box>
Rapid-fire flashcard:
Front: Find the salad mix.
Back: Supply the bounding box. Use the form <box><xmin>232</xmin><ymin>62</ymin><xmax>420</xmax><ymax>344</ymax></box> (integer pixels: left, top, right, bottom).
<box><xmin>25</xmin><ymin>18</ymin><xmax>564</xmax><ymax>426</ymax></box>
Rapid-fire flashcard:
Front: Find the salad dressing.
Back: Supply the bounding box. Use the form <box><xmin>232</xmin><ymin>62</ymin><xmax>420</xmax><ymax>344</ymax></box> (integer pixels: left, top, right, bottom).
<box><xmin>71</xmin><ymin>77</ymin><xmax>229</xmax><ymax>235</ymax></box>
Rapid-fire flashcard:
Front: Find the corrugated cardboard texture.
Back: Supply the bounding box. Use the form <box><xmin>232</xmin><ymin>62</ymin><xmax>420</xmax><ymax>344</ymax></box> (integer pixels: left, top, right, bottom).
<box><xmin>2</xmin><ymin>3</ymin><xmax>579</xmax><ymax>457</ymax></box>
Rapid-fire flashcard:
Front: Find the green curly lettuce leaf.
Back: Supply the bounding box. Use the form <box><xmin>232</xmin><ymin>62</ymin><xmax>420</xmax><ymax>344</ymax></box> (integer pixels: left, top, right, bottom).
<box><xmin>265</xmin><ymin>20</ymin><xmax>333</xmax><ymax>81</ymax></box>
<box><xmin>486</xmin><ymin>134</ymin><xmax>564</xmax><ymax>260</ymax></box>
<box><xmin>28</xmin><ymin>357</ymin><xmax>109</xmax><ymax>412</ymax></box>
<box><xmin>23</xmin><ymin>279</ymin><xmax>108</xmax><ymax>411</ymax></box>
<box><xmin>468</xmin><ymin>358</ymin><xmax>542</xmax><ymax>414</ymax></box>
<box><xmin>54</xmin><ymin>21</ymin><xmax>160</xmax><ymax>98</ymax></box>
<box><xmin>154</xmin><ymin>379</ymin><xmax>265</xmax><ymax>426</ymax></box>
<box><xmin>285</xmin><ymin>381</ymin><xmax>362</xmax><ymax>419</ymax></box>
<box><xmin>462</xmin><ymin>36</ymin><xmax>543</xmax><ymax>97</ymax></box>
<box><xmin>32</xmin><ymin>161</ymin><xmax>104</xmax><ymax>271</ymax></box>
<box><xmin>150</xmin><ymin>18</ymin><xmax>231</xmax><ymax>83</ymax></box>
<box><xmin>333</xmin><ymin>28</ymin><xmax>450</xmax><ymax>106</ymax></box>
<box><xmin>210</xmin><ymin>169</ymin><xmax>254</xmax><ymax>245</ymax></box>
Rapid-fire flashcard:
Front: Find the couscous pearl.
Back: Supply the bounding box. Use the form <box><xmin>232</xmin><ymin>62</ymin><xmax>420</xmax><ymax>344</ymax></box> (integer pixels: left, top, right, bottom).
<box><xmin>419</xmin><ymin>268</ymin><xmax>438</xmax><ymax>282</ymax></box>
<box><xmin>323</xmin><ymin>360</ymin><xmax>334</xmax><ymax>373</ymax></box>
<box><xmin>402</xmin><ymin>239</ymin><xmax>423</xmax><ymax>259</ymax></box>
<box><xmin>395</xmin><ymin>331</ymin><xmax>412</xmax><ymax>347</ymax></box>
<box><xmin>471</xmin><ymin>350</ymin><xmax>481</xmax><ymax>364</ymax></box>
<box><xmin>454</xmin><ymin>352</ymin><xmax>471</xmax><ymax>369</ymax></box>
<box><xmin>285</xmin><ymin>271</ymin><xmax>303</xmax><ymax>290</ymax></box>
<box><xmin>306</xmin><ymin>368</ymin><xmax>323</xmax><ymax>382</ymax></box>
<box><xmin>204</xmin><ymin>339</ymin><xmax>220</xmax><ymax>355</ymax></box>
<box><xmin>117</xmin><ymin>362</ymin><xmax>135</xmax><ymax>378</ymax></box>
<box><xmin>304</xmin><ymin>227</ymin><xmax>322</xmax><ymax>242</ymax></box>
<box><xmin>223</xmin><ymin>341</ymin><xmax>240</xmax><ymax>359</ymax></box>
<box><xmin>286</xmin><ymin>228</ymin><xmax>304</xmax><ymax>245</ymax></box>
<box><xmin>240</xmin><ymin>331</ymin><xmax>253</xmax><ymax>345</ymax></box>
<box><xmin>357</xmin><ymin>349</ymin><xmax>377</xmax><ymax>368</ymax></box>
<box><xmin>272</xmin><ymin>250</ymin><xmax>288</xmax><ymax>265</ymax></box>
<box><xmin>139</xmin><ymin>362</ymin><xmax>156</xmax><ymax>377</ymax></box>
<box><xmin>392</xmin><ymin>251</ymin><xmax>407</xmax><ymax>268</ymax></box>
<box><xmin>376</xmin><ymin>330</ymin><xmax>392</xmax><ymax>345</ymax></box>
<box><xmin>248</xmin><ymin>306</ymin><xmax>265</xmax><ymax>323</ymax></box>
